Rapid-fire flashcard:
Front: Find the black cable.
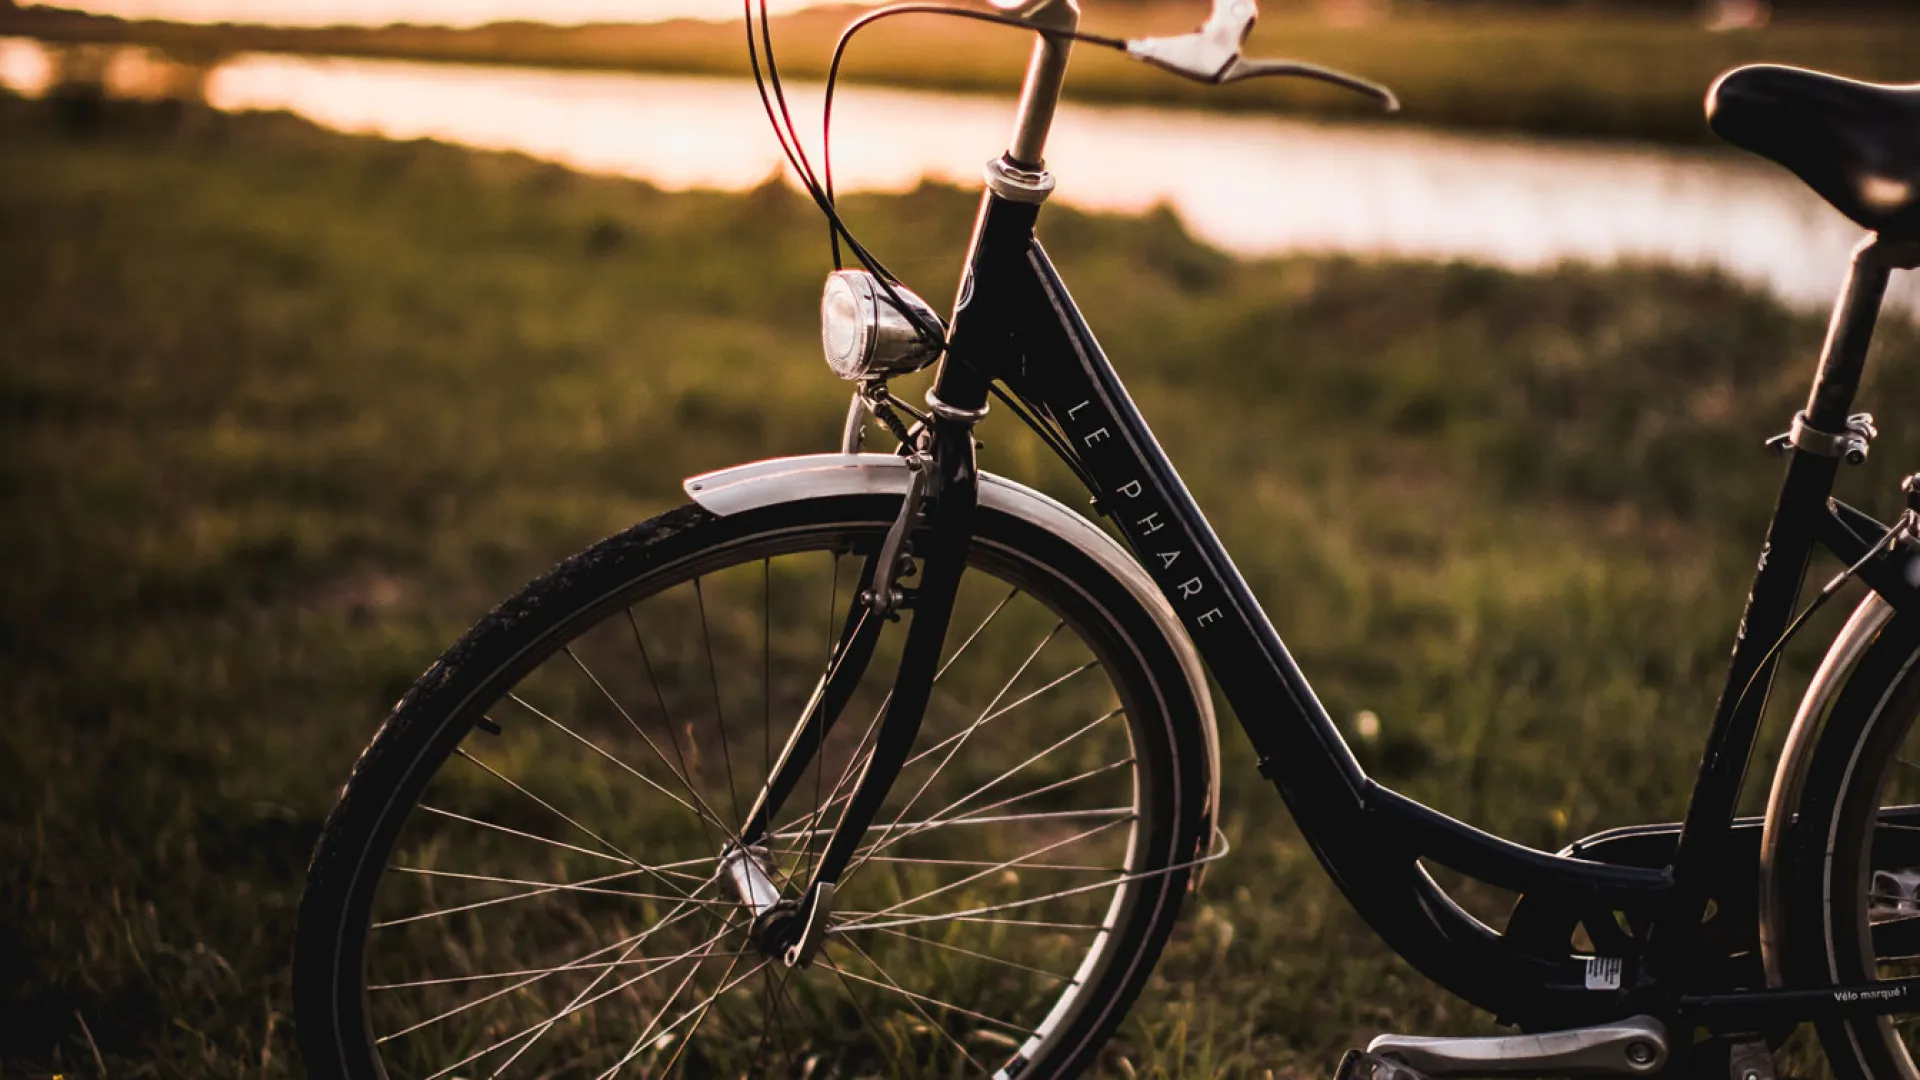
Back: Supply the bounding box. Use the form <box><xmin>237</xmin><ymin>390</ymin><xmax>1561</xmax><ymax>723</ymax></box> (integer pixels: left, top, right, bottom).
<box><xmin>756</xmin><ymin>0</ymin><xmax>820</xmax><ymax>192</ymax></box>
<box><xmin>822</xmin><ymin>4</ymin><xmax>1128</xmax><ymax>225</ymax></box>
<box><xmin>987</xmin><ymin>382</ymin><xmax>1102</xmax><ymax>495</ymax></box>
<box><xmin>740</xmin><ymin>0</ymin><xmax>942</xmax><ymax>343</ymax></box>
<box><xmin>740</xmin><ymin>0</ymin><xmax>893</xmax><ymax>274</ymax></box>
<box><xmin>1721</xmin><ymin>521</ymin><xmax>1910</xmax><ymax>739</ymax></box>
<box><xmin>744</xmin><ymin>1</ymin><xmax>1133</xmax><ymax>401</ymax></box>
<box><xmin>793</xmin><ymin>2</ymin><xmax>1127</xmax><ymax>337</ymax></box>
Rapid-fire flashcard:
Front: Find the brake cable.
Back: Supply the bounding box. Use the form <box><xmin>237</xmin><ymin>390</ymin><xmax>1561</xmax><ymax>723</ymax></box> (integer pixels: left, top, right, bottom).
<box><xmin>821</xmin><ymin>4</ymin><xmax>1130</xmax><ymax>264</ymax></box>
<box><xmin>1719</xmin><ymin>513</ymin><xmax>1917</xmax><ymax>740</ymax></box>
<box><xmin>747</xmin><ymin>0</ymin><xmax>1174</xmax><ymax>500</ymax></box>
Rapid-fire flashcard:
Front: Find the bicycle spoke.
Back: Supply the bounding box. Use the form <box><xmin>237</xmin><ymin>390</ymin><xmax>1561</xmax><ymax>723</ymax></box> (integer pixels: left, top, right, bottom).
<box><xmin>590</xmin><ymin>947</ymin><xmax>714</xmax><ymax>1080</ymax></box>
<box><xmin>865</xmin><ymin>621</ymin><xmax>1066</xmax><ymax>857</ymax></box>
<box><xmin>833</xmin><ymin>913</ymin><xmax>1105</xmax><ymax>932</ymax></box>
<box><xmin>769</xmin><ymin>585</ymin><xmax>1024</xmax><ymax>876</ymax></box>
<box><xmin>340</xmin><ymin>529</ymin><xmax>1164</xmax><ymax>1079</ymax></box>
<box><xmin>851</xmin><ymin>854</ymin><xmax>1122</xmax><ymax>872</ymax></box>
<box><xmin>485</xmin><ymin>925</ymin><xmax>709</xmax><ymax>1080</ymax></box>
<box><xmin>846</xmin><ymin>708</ymin><xmax>1124</xmax><ymax>872</ymax></box>
<box><xmin>414</xmin><ymin>917</ymin><xmax>738</xmax><ymax>1079</ymax></box>
<box><xmin>762</xmin><ymin>604</ymin><xmax>882</xmax><ymax>893</ymax></box>
<box><xmin>449</xmin><ymin>747</ymin><xmax>693</xmax><ymax>900</ymax></box>
<box><xmin>867</xmin><ymin>924</ymin><xmax>1075</xmax><ymax>981</ymax></box>
<box><xmin>646</xmin><ymin>948</ymin><xmax>763</xmax><ymax>1078</ymax></box>
<box><xmin>749</xmin><ymin>959</ymin><xmax>807</xmax><ymax>1077</ymax></box>
<box><xmin>764</xmin><ymin>556</ymin><xmax>773</xmax><ymax>786</ymax></box>
<box><xmin>803</xmin><ymin>549</ymin><xmax>844</xmax><ymax>892</ymax></box>
<box><xmin>901</xmin><ymin>758</ymin><xmax>1135</xmax><ymax>840</ymax></box>
<box><xmin>845</xmin><ymin>817</ymin><xmax>1131</xmax><ymax>926</ymax></box>
<box><xmin>937</xmin><ymin>586</ymin><xmax>1021</xmax><ymax>681</ymax></box>
<box><xmin>381</xmin><ymin>918</ymin><xmax>662</xmax><ymax>1045</ymax></box>
<box><xmin>387</xmin><ymin>865</ymin><xmax>735</xmax><ymax>912</ymax></box>
<box><xmin>834</xmin><ymin>867</ymin><xmax>1146</xmax><ymax>934</ymax></box>
<box><xmin>770</xmin><ymin>807</ymin><xmax>1137</xmax><ymax>844</ymax></box>
<box><xmin>831</xmin><ymin>937</ymin><xmax>995</xmax><ymax>1074</ymax></box>
<box><xmin>417</xmin><ymin>805</ymin><xmax>633</xmax><ymax>866</ymax></box>
<box><xmin>563</xmin><ymin>644</ymin><xmax>732</xmax><ymax>845</ymax></box>
<box><xmin>367</xmin><ymin>948</ymin><xmax>752</xmax><ymax>992</ymax></box>
<box><xmin>798</xmin><ymin>704</ymin><xmax>1118</xmax><ymax>872</ymax></box>
<box><xmin>819</xmin><ymin>936</ymin><xmax>914</xmax><ymax>1076</ymax></box>
<box><xmin>978</xmin><ymin>660</ymin><xmax>1099</xmax><ymax>726</ymax></box>
<box><xmin>824</xmin><ymin>940</ymin><xmax>1034</xmax><ymax>1039</ymax></box>
<box><xmin>595</xmin><ymin>946</ymin><xmax>766</xmax><ymax>1079</ymax></box>
<box><xmin>503</xmin><ymin>694</ymin><xmax>731</xmax><ymax>844</ymax></box>
<box><xmin>626</xmin><ymin>606</ymin><xmax>713</xmax><ymax>840</ymax></box>
<box><xmin>692</xmin><ymin>576</ymin><xmax>746</xmax><ymax>833</ymax></box>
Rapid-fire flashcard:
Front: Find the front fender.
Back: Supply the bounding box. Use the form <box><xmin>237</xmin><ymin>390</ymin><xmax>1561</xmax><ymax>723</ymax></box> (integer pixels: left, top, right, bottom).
<box><xmin>685</xmin><ymin>453</ymin><xmax>1223</xmax><ymax>874</ymax></box>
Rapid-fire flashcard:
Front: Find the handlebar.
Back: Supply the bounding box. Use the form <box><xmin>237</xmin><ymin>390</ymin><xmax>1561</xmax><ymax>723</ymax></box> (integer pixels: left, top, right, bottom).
<box><xmin>980</xmin><ymin>0</ymin><xmax>1396</xmax><ymax>175</ymax></box>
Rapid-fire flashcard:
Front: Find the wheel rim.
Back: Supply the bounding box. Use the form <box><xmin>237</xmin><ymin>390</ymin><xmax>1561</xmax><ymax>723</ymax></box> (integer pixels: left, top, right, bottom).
<box><xmin>346</xmin><ymin>527</ymin><xmax>1170</xmax><ymax>1079</ymax></box>
<box><xmin>1826</xmin><ymin>645</ymin><xmax>1920</xmax><ymax>1078</ymax></box>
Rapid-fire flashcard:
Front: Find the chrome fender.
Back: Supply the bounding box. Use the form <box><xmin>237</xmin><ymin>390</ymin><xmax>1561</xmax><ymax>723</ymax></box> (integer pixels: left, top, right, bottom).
<box><xmin>1759</xmin><ymin>593</ymin><xmax>1896</xmax><ymax>985</ymax></box>
<box><xmin>685</xmin><ymin>453</ymin><xmax>1223</xmax><ymax>864</ymax></box>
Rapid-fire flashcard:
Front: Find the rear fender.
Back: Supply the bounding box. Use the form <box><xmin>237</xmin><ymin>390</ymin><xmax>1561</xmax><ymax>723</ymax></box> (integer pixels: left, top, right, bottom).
<box><xmin>1759</xmin><ymin>593</ymin><xmax>1896</xmax><ymax>985</ymax></box>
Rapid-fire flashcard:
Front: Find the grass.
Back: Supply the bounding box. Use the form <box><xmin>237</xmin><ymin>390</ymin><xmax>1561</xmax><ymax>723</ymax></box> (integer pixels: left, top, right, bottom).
<box><xmin>10</xmin><ymin>3</ymin><xmax>1920</xmax><ymax>144</ymax></box>
<box><xmin>8</xmin><ymin>96</ymin><xmax>1920</xmax><ymax>1076</ymax></box>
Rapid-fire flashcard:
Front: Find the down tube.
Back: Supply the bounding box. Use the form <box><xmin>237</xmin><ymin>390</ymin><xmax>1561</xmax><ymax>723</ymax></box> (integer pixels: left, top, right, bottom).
<box><xmin>999</xmin><ymin>241</ymin><xmax>1605</xmax><ymax>1025</ymax></box>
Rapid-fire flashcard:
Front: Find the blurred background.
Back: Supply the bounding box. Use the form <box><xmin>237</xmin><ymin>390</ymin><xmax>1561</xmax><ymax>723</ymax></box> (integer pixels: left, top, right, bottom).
<box><xmin>6</xmin><ymin>0</ymin><xmax>1920</xmax><ymax>1075</ymax></box>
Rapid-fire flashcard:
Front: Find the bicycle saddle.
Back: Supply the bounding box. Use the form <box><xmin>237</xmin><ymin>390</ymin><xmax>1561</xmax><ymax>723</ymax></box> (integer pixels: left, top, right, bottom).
<box><xmin>1708</xmin><ymin>65</ymin><xmax>1920</xmax><ymax>238</ymax></box>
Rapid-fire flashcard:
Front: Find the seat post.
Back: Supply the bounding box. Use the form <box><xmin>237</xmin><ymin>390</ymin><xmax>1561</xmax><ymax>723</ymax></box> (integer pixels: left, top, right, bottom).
<box><xmin>1806</xmin><ymin>235</ymin><xmax>1910</xmax><ymax>431</ymax></box>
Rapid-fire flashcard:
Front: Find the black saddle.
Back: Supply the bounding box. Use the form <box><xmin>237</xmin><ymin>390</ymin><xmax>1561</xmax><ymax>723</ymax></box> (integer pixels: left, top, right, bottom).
<box><xmin>1707</xmin><ymin>64</ymin><xmax>1920</xmax><ymax>238</ymax></box>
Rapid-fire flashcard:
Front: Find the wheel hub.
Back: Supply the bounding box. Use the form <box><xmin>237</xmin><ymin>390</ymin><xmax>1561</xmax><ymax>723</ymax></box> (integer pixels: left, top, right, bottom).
<box><xmin>749</xmin><ymin>900</ymin><xmax>804</xmax><ymax>960</ymax></box>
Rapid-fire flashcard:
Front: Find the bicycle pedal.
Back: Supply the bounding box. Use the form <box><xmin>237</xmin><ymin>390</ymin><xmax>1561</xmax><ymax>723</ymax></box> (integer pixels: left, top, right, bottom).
<box><xmin>1336</xmin><ymin>1050</ymin><xmax>1434</xmax><ymax>1080</ymax></box>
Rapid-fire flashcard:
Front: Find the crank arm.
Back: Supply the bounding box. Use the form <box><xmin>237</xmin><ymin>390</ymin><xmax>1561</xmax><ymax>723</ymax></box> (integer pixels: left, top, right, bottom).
<box><xmin>786</xmin><ymin>420</ymin><xmax>980</xmax><ymax>965</ymax></box>
<box><xmin>1368</xmin><ymin>1015</ymin><xmax>1668</xmax><ymax>1077</ymax></box>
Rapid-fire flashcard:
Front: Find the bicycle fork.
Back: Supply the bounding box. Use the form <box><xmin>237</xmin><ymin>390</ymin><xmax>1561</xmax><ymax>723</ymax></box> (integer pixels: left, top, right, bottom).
<box><xmin>722</xmin><ymin>413</ymin><xmax>982</xmax><ymax>968</ymax></box>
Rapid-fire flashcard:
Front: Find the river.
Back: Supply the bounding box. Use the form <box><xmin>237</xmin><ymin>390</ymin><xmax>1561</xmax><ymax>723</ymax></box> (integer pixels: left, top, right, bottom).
<box><xmin>3</xmin><ymin>36</ymin><xmax>1908</xmax><ymax>315</ymax></box>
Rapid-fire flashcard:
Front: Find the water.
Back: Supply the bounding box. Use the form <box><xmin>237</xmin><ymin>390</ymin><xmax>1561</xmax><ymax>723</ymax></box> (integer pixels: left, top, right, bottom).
<box><xmin>58</xmin><ymin>0</ymin><xmax>812</xmax><ymax>28</ymax></box>
<box><xmin>3</xmin><ymin>36</ymin><xmax>1907</xmax><ymax>314</ymax></box>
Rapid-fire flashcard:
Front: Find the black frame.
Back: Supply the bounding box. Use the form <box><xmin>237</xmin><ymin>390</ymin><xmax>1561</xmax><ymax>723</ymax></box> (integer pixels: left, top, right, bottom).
<box><xmin>904</xmin><ymin>179</ymin><xmax>1920</xmax><ymax>1034</ymax></box>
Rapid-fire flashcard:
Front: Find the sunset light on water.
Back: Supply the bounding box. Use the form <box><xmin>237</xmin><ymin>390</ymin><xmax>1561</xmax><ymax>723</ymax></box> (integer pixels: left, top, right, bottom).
<box><xmin>56</xmin><ymin>0</ymin><xmax>826</xmax><ymax>26</ymax></box>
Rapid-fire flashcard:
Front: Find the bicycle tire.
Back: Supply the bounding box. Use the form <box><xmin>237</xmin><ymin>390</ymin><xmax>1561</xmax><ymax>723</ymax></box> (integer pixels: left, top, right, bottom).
<box><xmin>293</xmin><ymin>493</ymin><xmax>1214</xmax><ymax>1079</ymax></box>
<box><xmin>1768</xmin><ymin>596</ymin><xmax>1920</xmax><ymax>1080</ymax></box>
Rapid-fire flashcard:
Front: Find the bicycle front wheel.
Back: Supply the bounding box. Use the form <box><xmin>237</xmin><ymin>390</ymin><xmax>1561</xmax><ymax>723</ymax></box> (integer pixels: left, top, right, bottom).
<box><xmin>293</xmin><ymin>491</ymin><xmax>1214</xmax><ymax>1080</ymax></box>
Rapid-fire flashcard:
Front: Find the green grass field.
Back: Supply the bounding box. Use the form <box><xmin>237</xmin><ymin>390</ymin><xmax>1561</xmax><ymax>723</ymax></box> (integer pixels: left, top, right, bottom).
<box><xmin>10</xmin><ymin>3</ymin><xmax>1920</xmax><ymax>144</ymax></box>
<box><xmin>8</xmin><ymin>96</ymin><xmax>1920</xmax><ymax>1076</ymax></box>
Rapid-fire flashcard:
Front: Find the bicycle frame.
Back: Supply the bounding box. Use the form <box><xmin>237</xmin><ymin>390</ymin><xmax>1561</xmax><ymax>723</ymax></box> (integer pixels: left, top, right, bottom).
<box><xmin>731</xmin><ymin>0</ymin><xmax>1920</xmax><ymax>1039</ymax></box>
<box><xmin>896</xmin><ymin>147</ymin><xmax>1920</xmax><ymax>1033</ymax></box>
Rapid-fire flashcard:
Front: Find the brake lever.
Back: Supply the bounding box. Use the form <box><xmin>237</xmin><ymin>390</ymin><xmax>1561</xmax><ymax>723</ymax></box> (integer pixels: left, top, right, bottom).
<box><xmin>1124</xmin><ymin>0</ymin><xmax>1399</xmax><ymax>111</ymax></box>
<box><xmin>1214</xmin><ymin>56</ymin><xmax>1397</xmax><ymax>107</ymax></box>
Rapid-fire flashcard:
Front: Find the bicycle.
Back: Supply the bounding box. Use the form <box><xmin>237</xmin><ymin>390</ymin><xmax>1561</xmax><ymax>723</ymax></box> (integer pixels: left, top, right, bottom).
<box><xmin>291</xmin><ymin>0</ymin><xmax>1920</xmax><ymax>1074</ymax></box>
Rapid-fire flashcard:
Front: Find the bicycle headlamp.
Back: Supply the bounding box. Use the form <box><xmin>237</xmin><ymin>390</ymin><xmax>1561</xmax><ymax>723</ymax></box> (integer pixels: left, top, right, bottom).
<box><xmin>819</xmin><ymin>270</ymin><xmax>945</xmax><ymax>382</ymax></box>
